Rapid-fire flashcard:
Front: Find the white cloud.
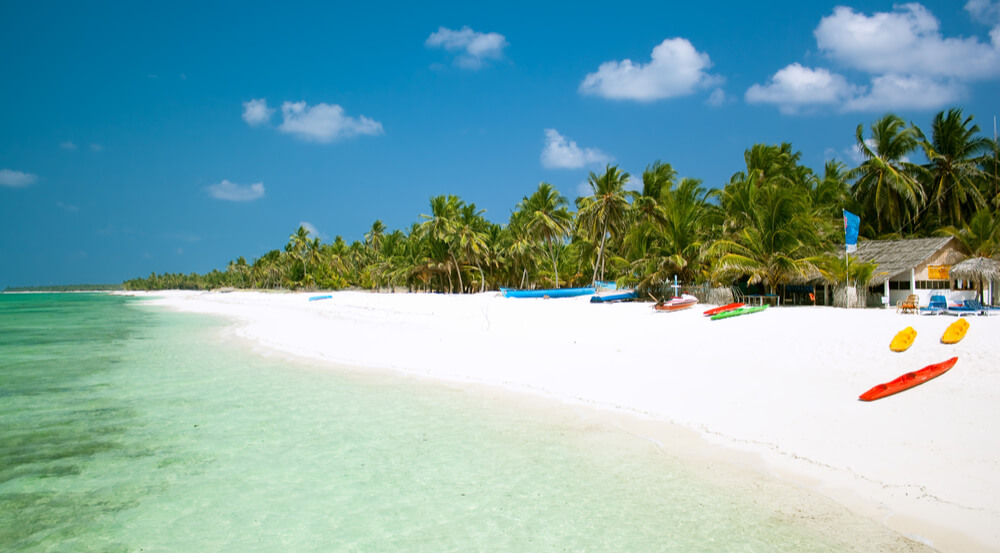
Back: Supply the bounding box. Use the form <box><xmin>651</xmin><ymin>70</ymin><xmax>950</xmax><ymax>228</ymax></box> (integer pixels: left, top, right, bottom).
<box><xmin>0</xmin><ymin>169</ymin><xmax>38</xmax><ymax>188</ymax></box>
<box><xmin>242</xmin><ymin>98</ymin><xmax>274</xmax><ymax>126</ymax></box>
<box><xmin>278</xmin><ymin>101</ymin><xmax>383</xmax><ymax>142</ymax></box>
<box><xmin>540</xmin><ymin>129</ymin><xmax>611</xmax><ymax>169</ymax></box>
<box><xmin>815</xmin><ymin>4</ymin><xmax>1000</xmax><ymax>80</ymax></box>
<box><xmin>843</xmin><ymin>74</ymin><xmax>966</xmax><ymax>112</ymax></box>
<box><xmin>746</xmin><ymin>63</ymin><xmax>859</xmax><ymax>114</ymax></box>
<box><xmin>206</xmin><ymin>179</ymin><xmax>265</xmax><ymax>201</ymax></box>
<box><xmin>426</xmin><ymin>26</ymin><xmax>508</xmax><ymax>69</ymax></box>
<box><xmin>90</xmin><ymin>143</ymin><xmax>103</xmax><ymax>152</ymax></box>
<box><xmin>967</xmin><ymin>0</ymin><xmax>1000</xmax><ymax>20</ymax></box>
<box><xmin>750</xmin><ymin>4</ymin><xmax>998</xmax><ymax>114</ymax></box>
<box><xmin>966</xmin><ymin>0</ymin><xmax>1000</xmax><ymax>43</ymax></box>
<box><xmin>579</xmin><ymin>38</ymin><xmax>722</xmax><ymax>101</ymax></box>
<box><xmin>60</xmin><ymin>141</ymin><xmax>77</xmax><ymax>150</ymax></box>
<box><xmin>705</xmin><ymin>88</ymin><xmax>726</xmax><ymax>107</ymax></box>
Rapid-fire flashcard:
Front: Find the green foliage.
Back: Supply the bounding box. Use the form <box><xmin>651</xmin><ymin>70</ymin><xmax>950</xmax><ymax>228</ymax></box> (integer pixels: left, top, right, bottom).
<box><xmin>939</xmin><ymin>207</ymin><xmax>1000</xmax><ymax>258</ymax></box>
<box><xmin>813</xmin><ymin>254</ymin><xmax>880</xmax><ymax>288</ymax></box>
<box><xmin>119</xmin><ymin>108</ymin><xmax>1000</xmax><ymax>298</ymax></box>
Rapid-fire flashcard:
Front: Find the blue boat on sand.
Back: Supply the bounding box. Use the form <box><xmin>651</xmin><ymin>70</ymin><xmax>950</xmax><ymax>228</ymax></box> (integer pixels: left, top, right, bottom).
<box><xmin>590</xmin><ymin>289</ymin><xmax>638</xmax><ymax>303</ymax></box>
<box><xmin>500</xmin><ymin>287</ymin><xmax>595</xmax><ymax>299</ymax></box>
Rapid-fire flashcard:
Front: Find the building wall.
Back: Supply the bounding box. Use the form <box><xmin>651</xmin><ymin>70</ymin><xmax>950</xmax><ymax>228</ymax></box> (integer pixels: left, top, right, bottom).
<box><xmin>880</xmin><ymin>241</ymin><xmax>971</xmax><ymax>308</ymax></box>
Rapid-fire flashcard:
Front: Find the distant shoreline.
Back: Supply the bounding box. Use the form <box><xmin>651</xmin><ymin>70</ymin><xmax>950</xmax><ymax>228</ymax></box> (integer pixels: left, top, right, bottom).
<box><xmin>2</xmin><ymin>286</ymin><xmax>124</xmax><ymax>293</ymax></box>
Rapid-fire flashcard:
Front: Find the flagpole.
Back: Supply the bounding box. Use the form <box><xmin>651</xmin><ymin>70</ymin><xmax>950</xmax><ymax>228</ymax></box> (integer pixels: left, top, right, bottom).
<box><xmin>843</xmin><ymin>209</ymin><xmax>860</xmax><ymax>307</ymax></box>
<box><xmin>846</xmin><ymin>248</ymin><xmax>851</xmax><ymax>308</ymax></box>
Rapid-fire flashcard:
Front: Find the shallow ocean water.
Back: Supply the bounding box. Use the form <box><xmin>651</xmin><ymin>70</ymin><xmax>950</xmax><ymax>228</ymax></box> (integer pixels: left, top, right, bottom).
<box><xmin>1</xmin><ymin>293</ymin><xmax>912</xmax><ymax>552</ymax></box>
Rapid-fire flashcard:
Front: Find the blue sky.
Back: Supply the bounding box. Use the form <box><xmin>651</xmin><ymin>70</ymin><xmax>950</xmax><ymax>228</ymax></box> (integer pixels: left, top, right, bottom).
<box><xmin>2</xmin><ymin>1</ymin><xmax>999</xmax><ymax>287</ymax></box>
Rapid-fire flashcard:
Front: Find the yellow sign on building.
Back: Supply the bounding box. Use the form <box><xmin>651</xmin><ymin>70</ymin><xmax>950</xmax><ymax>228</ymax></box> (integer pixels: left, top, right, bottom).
<box><xmin>928</xmin><ymin>265</ymin><xmax>950</xmax><ymax>280</ymax></box>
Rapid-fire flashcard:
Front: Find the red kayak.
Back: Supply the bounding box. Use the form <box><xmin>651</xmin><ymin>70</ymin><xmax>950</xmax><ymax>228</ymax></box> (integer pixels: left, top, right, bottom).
<box><xmin>703</xmin><ymin>302</ymin><xmax>744</xmax><ymax>316</ymax></box>
<box><xmin>858</xmin><ymin>357</ymin><xmax>958</xmax><ymax>401</ymax></box>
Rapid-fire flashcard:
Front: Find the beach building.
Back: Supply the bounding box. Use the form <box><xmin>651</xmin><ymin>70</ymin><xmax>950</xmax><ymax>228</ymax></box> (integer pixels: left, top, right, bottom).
<box><xmin>853</xmin><ymin>236</ymin><xmax>981</xmax><ymax>307</ymax></box>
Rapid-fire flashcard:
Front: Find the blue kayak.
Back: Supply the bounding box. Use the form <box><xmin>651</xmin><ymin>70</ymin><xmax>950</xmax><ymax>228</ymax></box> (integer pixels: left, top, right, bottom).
<box><xmin>308</xmin><ymin>295</ymin><xmax>333</xmax><ymax>301</ymax></box>
<box><xmin>500</xmin><ymin>287</ymin><xmax>596</xmax><ymax>298</ymax></box>
<box><xmin>590</xmin><ymin>289</ymin><xmax>638</xmax><ymax>303</ymax></box>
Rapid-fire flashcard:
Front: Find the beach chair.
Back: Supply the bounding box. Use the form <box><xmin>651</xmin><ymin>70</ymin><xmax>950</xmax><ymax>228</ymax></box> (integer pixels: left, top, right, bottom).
<box><xmin>919</xmin><ymin>295</ymin><xmax>948</xmax><ymax>315</ymax></box>
<box><xmin>896</xmin><ymin>294</ymin><xmax>919</xmax><ymax>314</ymax></box>
<box><xmin>944</xmin><ymin>300</ymin><xmax>978</xmax><ymax>316</ymax></box>
<box><xmin>962</xmin><ymin>299</ymin><xmax>1000</xmax><ymax>316</ymax></box>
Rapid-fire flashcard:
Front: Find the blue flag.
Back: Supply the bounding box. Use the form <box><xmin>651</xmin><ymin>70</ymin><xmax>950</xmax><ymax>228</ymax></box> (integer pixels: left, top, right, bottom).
<box><xmin>843</xmin><ymin>210</ymin><xmax>860</xmax><ymax>253</ymax></box>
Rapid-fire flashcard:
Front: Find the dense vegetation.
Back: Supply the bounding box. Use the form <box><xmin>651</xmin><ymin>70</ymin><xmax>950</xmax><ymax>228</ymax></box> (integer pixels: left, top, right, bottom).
<box><xmin>125</xmin><ymin>109</ymin><xmax>1000</xmax><ymax>297</ymax></box>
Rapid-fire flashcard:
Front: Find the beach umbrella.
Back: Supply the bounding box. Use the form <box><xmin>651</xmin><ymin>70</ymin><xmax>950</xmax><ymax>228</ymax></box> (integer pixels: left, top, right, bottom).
<box><xmin>950</xmin><ymin>257</ymin><xmax>1000</xmax><ymax>303</ymax></box>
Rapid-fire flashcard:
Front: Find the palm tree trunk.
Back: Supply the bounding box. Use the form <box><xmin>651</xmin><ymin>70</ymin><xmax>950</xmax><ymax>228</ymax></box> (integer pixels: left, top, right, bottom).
<box><xmin>547</xmin><ymin>241</ymin><xmax>560</xmax><ymax>288</ymax></box>
<box><xmin>476</xmin><ymin>262</ymin><xmax>486</xmax><ymax>292</ymax></box>
<box><xmin>452</xmin><ymin>253</ymin><xmax>464</xmax><ymax>293</ymax></box>
<box><xmin>591</xmin><ymin>218</ymin><xmax>610</xmax><ymax>284</ymax></box>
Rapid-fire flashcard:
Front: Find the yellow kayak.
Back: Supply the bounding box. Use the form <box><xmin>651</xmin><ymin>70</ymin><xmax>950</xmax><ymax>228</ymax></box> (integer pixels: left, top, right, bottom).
<box><xmin>889</xmin><ymin>326</ymin><xmax>917</xmax><ymax>352</ymax></box>
<box><xmin>941</xmin><ymin>319</ymin><xmax>970</xmax><ymax>344</ymax></box>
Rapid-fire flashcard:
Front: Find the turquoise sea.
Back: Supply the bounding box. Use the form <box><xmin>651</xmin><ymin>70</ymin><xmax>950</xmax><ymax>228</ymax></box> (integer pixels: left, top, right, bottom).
<box><xmin>1</xmin><ymin>293</ymin><xmax>922</xmax><ymax>552</ymax></box>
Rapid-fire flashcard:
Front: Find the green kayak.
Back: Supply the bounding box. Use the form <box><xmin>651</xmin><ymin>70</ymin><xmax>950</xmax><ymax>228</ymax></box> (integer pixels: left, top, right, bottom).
<box><xmin>710</xmin><ymin>304</ymin><xmax>768</xmax><ymax>320</ymax></box>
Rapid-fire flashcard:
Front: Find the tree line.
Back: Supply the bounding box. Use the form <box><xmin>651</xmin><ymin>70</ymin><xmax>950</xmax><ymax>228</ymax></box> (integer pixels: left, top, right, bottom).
<box><xmin>125</xmin><ymin>108</ymin><xmax>1000</xmax><ymax>297</ymax></box>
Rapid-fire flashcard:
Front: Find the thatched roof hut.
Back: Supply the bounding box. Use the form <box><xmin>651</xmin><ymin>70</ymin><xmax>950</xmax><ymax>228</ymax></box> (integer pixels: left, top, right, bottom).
<box><xmin>853</xmin><ymin>236</ymin><xmax>966</xmax><ymax>285</ymax></box>
<box><xmin>950</xmin><ymin>256</ymin><xmax>1000</xmax><ymax>281</ymax></box>
<box><xmin>950</xmin><ymin>256</ymin><xmax>1000</xmax><ymax>302</ymax></box>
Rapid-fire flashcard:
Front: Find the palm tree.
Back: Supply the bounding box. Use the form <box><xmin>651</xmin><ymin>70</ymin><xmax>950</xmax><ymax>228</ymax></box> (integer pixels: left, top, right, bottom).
<box><xmin>849</xmin><ymin>114</ymin><xmax>927</xmax><ymax>236</ymax></box>
<box><xmin>708</xmin><ymin>175</ymin><xmax>819</xmax><ymax>294</ymax></box>
<box><xmin>364</xmin><ymin>220</ymin><xmax>387</xmax><ymax>253</ymax></box>
<box><xmin>742</xmin><ymin>142</ymin><xmax>801</xmax><ymax>185</ymax></box>
<box><xmin>577</xmin><ymin>164</ymin><xmax>631</xmax><ymax>283</ymax></box>
<box><xmin>225</xmin><ymin>256</ymin><xmax>250</xmax><ymax>288</ymax></box>
<box><xmin>624</xmin><ymin>175</ymin><xmax>710</xmax><ymax>295</ymax></box>
<box><xmin>501</xmin><ymin>215</ymin><xmax>536</xmax><ymax>289</ymax></box>
<box><xmin>660</xmin><ymin>177</ymin><xmax>711</xmax><ymax>283</ymax></box>
<box><xmin>419</xmin><ymin>195</ymin><xmax>463</xmax><ymax>292</ymax></box>
<box><xmin>286</xmin><ymin>226</ymin><xmax>313</xmax><ymax>286</ymax></box>
<box><xmin>980</xmin><ymin>137</ymin><xmax>1000</xmax><ymax>208</ymax></box>
<box><xmin>918</xmin><ymin>108</ymin><xmax>991</xmax><ymax>228</ymax></box>
<box><xmin>629</xmin><ymin>161</ymin><xmax>674</xmax><ymax>232</ymax></box>
<box><xmin>454</xmin><ymin>202</ymin><xmax>490</xmax><ymax>292</ymax></box>
<box><xmin>306</xmin><ymin>237</ymin><xmax>322</xmax><ymax>286</ymax></box>
<box><xmin>255</xmin><ymin>249</ymin><xmax>284</xmax><ymax>289</ymax></box>
<box><xmin>940</xmin><ymin>207</ymin><xmax>1000</xmax><ymax>258</ymax></box>
<box><xmin>515</xmin><ymin>183</ymin><xmax>573</xmax><ymax>288</ymax></box>
<box><xmin>813</xmin><ymin>160</ymin><xmax>851</xmax><ymax>216</ymax></box>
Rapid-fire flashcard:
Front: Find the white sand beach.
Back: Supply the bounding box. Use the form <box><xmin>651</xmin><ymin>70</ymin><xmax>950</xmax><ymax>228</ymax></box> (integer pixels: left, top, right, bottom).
<box><xmin>133</xmin><ymin>290</ymin><xmax>1000</xmax><ymax>552</ymax></box>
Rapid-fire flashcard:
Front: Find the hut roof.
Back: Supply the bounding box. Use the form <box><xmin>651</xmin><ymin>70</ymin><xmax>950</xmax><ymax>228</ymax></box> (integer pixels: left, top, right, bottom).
<box><xmin>853</xmin><ymin>236</ymin><xmax>964</xmax><ymax>284</ymax></box>
<box><xmin>950</xmin><ymin>256</ymin><xmax>1000</xmax><ymax>281</ymax></box>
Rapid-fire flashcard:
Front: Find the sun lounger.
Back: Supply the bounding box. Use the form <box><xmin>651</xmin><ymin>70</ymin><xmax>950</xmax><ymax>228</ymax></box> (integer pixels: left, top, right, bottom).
<box><xmin>962</xmin><ymin>299</ymin><xmax>1000</xmax><ymax>316</ymax></box>
<box><xmin>944</xmin><ymin>301</ymin><xmax>978</xmax><ymax>316</ymax></box>
<box><xmin>919</xmin><ymin>295</ymin><xmax>948</xmax><ymax>315</ymax></box>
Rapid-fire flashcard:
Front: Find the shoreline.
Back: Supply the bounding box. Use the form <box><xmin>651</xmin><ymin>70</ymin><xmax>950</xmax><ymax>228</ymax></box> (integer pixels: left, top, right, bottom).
<box><xmin>128</xmin><ymin>290</ymin><xmax>1000</xmax><ymax>552</ymax></box>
